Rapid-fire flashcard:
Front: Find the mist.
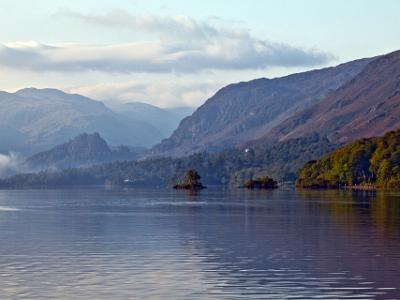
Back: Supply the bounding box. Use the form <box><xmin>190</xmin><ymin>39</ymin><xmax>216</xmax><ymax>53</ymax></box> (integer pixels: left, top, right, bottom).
<box><xmin>0</xmin><ymin>152</ymin><xmax>24</xmax><ymax>177</ymax></box>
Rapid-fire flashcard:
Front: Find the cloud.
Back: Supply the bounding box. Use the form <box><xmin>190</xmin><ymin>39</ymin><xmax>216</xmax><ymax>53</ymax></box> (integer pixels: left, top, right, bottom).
<box><xmin>56</xmin><ymin>10</ymin><xmax>220</xmax><ymax>41</ymax></box>
<box><xmin>68</xmin><ymin>80</ymin><xmax>222</xmax><ymax>108</ymax></box>
<box><xmin>0</xmin><ymin>13</ymin><xmax>334</xmax><ymax>74</ymax></box>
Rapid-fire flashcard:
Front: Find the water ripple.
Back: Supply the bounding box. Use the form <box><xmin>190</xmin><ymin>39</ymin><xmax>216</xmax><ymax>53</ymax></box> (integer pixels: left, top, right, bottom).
<box><xmin>0</xmin><ymin>188</ymin><xmax>399</xmax><ymax>299</ymax></box>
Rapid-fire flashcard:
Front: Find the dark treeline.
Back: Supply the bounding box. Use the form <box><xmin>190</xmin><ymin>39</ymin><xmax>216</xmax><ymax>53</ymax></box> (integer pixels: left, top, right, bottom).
<box><xmin>296</xmin><ymin>129</ymin><xmax>400</xmax><ymax>189</ymax></box>
<box><xmin>0</xmin><ymin>134</ymin><xmax>335</xmax><ymax>188</ymax></box>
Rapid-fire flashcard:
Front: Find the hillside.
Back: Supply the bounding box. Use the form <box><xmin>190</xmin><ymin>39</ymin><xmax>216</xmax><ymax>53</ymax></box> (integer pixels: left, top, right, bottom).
<box><xmin>0</xmin><ymin>88</ymin><xmax>164</xmax><ymax>154</ymax></box>
<box><xmin>146</xmin><ymin>57</ymin><xmax>373</xmax><ymax>158</ymax></box>
<box><xmin>0</xmin><ymin>134</ymin><xmax>336</xmax><ymax>187</ymax></box>
<box><xmin>264</xmin><ymin>50</ymin><xmax>400</xmax><ymax>144</ymax></box>
<box><xmin>296</xmin><ymin>129</ymin><xmax>400</xmax><ymax>189</ymax></box>
<box><xmin>24</xmin><ymin>133</ymin><xmax>141</xmax><ymax>171</ymax></box>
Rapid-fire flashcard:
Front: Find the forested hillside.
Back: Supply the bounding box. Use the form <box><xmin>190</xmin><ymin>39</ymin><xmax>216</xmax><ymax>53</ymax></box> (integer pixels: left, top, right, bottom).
<box><xmin>296</xmin><ymin>129</ymin><xmax>400</xmax><ymax>189</ymax></box>
<box><xmin>0</xmin><ymin>135</ymin><xmax>335</xmax><ymax>188</ymax></box>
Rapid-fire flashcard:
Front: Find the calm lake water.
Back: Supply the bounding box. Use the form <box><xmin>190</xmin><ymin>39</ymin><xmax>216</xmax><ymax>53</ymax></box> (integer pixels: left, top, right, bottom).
<box><xmin>0</xmin><ymin>188</ymin><xmax>399</xmax><ymax>299</ymax></box>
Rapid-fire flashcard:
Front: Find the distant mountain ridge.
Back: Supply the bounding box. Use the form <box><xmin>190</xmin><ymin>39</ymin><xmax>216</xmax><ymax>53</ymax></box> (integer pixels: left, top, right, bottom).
<box><xmin>0</xmin><ymin>88</ymin><xmax>193</xmax><ymax>154</ymax></box>
<box><xmin>113</xmin><ymin>102</ymin><xmax>195</xmax><ymax>138</ymax></box>
<box><xmin>24</xmin><ymin>132</ymin><xmax>141</xmax><ymax>171</ymax></box>
<box><xmin>146</xmin><ymin>57</ymin><xmax>374</xmax><ymax>158</ymax></box>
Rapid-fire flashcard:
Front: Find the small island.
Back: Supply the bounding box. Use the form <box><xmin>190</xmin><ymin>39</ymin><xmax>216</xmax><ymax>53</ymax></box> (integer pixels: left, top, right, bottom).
<box><xmin>244</xmin><ymin>176</ymin><xmax>278</xmax><ymax>189</ymax></box>
<box><xmin>173</xmin><ymin>169</ymin><xmax>206</xmax><ymax>190</ymax></box>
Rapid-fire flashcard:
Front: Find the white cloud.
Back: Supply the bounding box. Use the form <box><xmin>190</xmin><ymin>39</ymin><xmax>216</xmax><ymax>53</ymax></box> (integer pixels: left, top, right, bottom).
<box><xmin>0</xmin><ymin>12</ymin><xmax>336</xmax><ymax>108</ymax></box>
<box><xmin>55</xmin><ymin>10</ymin><xmax>227</xmax><ymax>40</ymax></box>
<box><xmin>0</xmin><ymin>13</ymin><xmax>334</xmax><ymax>74</ymax></box>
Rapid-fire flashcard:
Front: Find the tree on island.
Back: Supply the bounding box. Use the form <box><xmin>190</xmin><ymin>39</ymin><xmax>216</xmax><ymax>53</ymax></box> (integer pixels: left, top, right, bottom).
<box><xmin>174</xmin><ymin>169</ymin><xmax>206</xmax><ymax>190</ymax></box>
<box><xmin>245</xmin><ymin>176</ymin><xmax>278</xmax><ymax>189</ymax></box>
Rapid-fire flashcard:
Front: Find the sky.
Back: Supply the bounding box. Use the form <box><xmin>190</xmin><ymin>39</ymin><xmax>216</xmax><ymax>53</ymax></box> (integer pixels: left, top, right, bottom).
<box><xmin>0</xmin><ymin>0</ymin><xmax>399</xmax><ymax>108</ymax></box>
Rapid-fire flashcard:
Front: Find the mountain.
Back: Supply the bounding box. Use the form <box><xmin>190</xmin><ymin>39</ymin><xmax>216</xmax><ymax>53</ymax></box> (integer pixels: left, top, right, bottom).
<box><xmin>3</xmin><ymin>49</ymin><xmax>400</xmax><ymax>188</ymax></box>
<box><xmin>146</xmin><ymin>57</ymin><xmax>373</xmax><ymax>158</ymax></box>
<box><xmin>24</xmin><ymin>132</ymin><xmax>141</xmax><ymax>171</ymax></box>
<box><xmin>263</xmin><ymin>50</ymin><xmax>400</xmax><ymax>145</ymax></box>
<box><xmin>0</xmin><ymin>125</ymin><xmax>27</xmax><ymax>154</ymax></box>
<box><xmin>113</xmin><ymin>102</ymin><xmax>195</xmax><ymax>138</ymax></box>
<box><xmin>0</xmin><ymin>88</ymin><xmax>164</xmax><ymax>154</ymax></box>
<box><xmin>296</xmin><ymin>129</ymin><xmax>400</xmax><ymax>189</ymax></box>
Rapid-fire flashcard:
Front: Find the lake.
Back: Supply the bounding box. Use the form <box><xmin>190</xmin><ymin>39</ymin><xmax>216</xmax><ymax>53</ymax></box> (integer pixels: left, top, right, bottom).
<box><xmin>0</xmin><ymin>188</ymin><xmax>399</xmax><ymax>299</ymax></box>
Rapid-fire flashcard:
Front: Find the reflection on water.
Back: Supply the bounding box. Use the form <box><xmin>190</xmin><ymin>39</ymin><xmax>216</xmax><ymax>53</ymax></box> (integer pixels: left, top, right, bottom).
<box><xmin>0</xmin><ymin>188</ymin><xmax>399</xmax><ymax>299</ymax></box>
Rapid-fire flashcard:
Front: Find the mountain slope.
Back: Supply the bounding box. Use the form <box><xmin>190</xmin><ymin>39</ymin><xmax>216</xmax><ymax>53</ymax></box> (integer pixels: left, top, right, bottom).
<box><xmin>263</xmin><ymin>50</ymin><xmax>400</xmax><ymax>144</ymax></box>
<box><xmin>0</xmin><ymin>88</ymin><xmax>164</xmax><ymax>154</ymax></box>
<box><xmin>146</xmin><ymin>57</ymin><xmax>373</xmax><ymax>158</ymax></box>
<box><xmin>24</xmin><ymin>132</ymin><xmax>140</xmax><ymax>171</ymax></box>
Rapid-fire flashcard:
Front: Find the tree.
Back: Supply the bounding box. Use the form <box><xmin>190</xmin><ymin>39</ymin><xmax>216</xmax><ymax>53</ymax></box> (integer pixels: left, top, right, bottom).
<box><xmin>184</xmin><ymin>169</ymin><xmax>201</xmax><ymax>186</ymax></box>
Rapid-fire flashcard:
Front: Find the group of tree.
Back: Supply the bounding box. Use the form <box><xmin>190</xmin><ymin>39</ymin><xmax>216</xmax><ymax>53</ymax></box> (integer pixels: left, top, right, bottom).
<box><xmin>2</xmin><ymin>129</ymin><xmax>399</xmax><ymax>190</ymax></box>
<box><xmin>173</xmin><ymin>169</ymin><xmax>205</xmax><ymax>190</ymax></box>
<box><xmin>0</xmin><ymin>134</ymin><xmax>335</xmax><ymax>188</ymax></box>
<box><xmin>296</xmin><ymin>129</ymin><xmax>400</xmax><ymax>189</ymax></box>
<box><xmin>244</xmin><ymin>176</ymin><xmax>278</xmax><ymax>189</ymax></box>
